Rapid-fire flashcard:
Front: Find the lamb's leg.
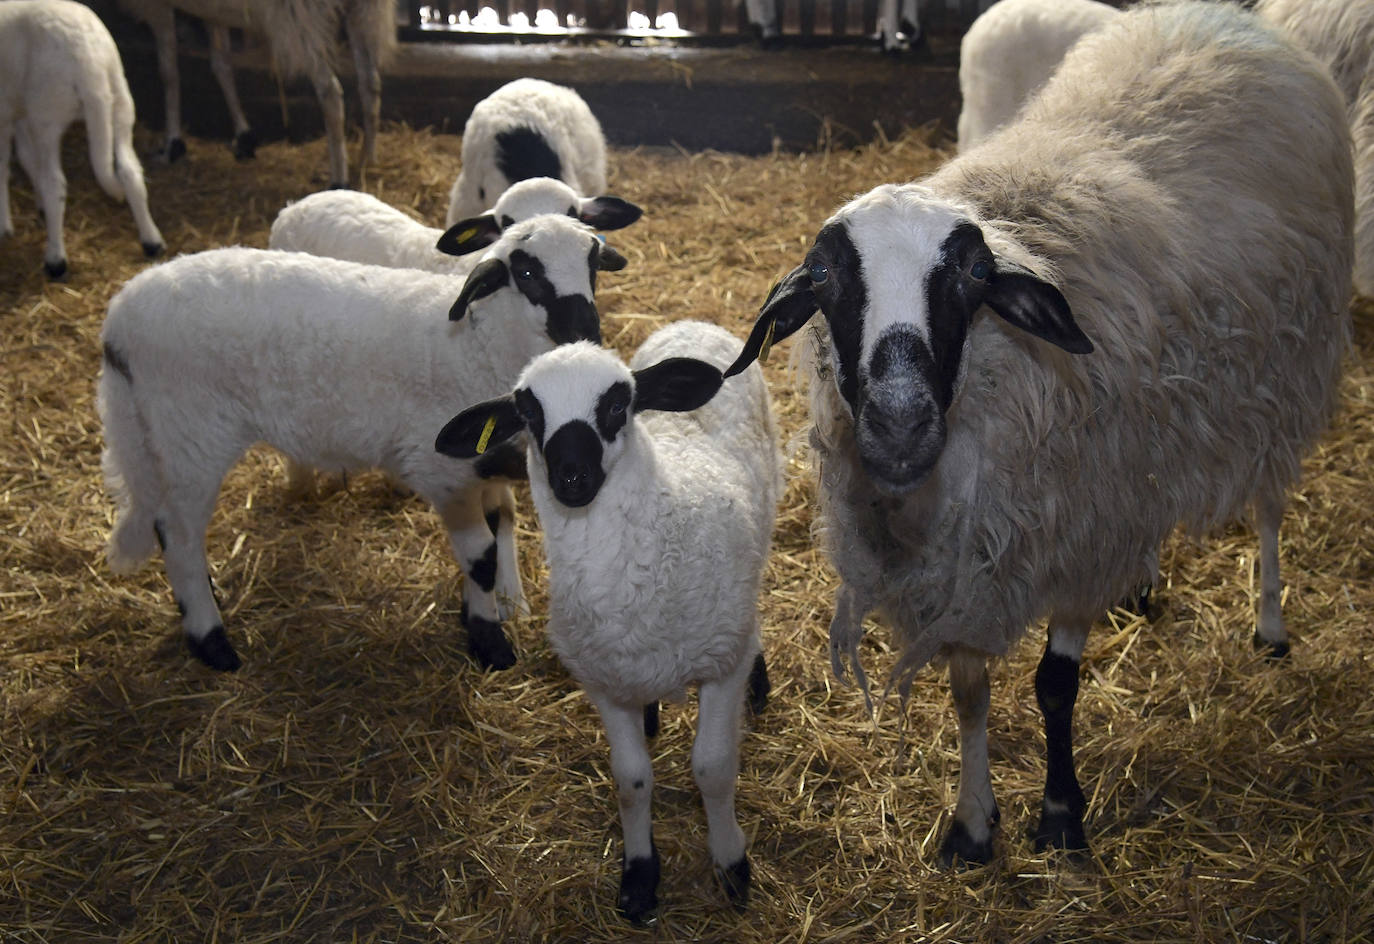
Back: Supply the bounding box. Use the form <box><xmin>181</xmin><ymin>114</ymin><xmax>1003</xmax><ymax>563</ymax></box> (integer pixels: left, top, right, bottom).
<box><xmin>439</xmin><ymin>493</ymin><xmax>516</xmax><ymax>670</ymax></box>
<box><xmin>1032</xmin><ymin>619</ymin><xmax>1090</xmax><ymax>851</ymax></box>
<box><xmin>481</xmin><ymin>482</ymin><xmax>526</xmax><ymax>620</ymax></box>
<box><xmin>343</xmin><ymin>1</ymin><xmax>383</xmax><ymax>167</ymax></box>
<box><xmin>146</xmin><ymin>2</ymin><xmax>185</xmax><ymax>163</ymax></box>
<box><xmin>305</xmin><ymin>59</ymin><xmax>349</xmax><ymax>188</ymax></box>
<box><xmin>208</xmin><ymin>25</ymin><xmax>257</xmax><ymax>160</ymax></box>
<box><xmin>694</xmin><ymin>648</ymin><xmax>753</xmax><ymax>908</ymax></box>
<box><xmin>110</xmin><ymin>112</ymin><xmax>165</xmax><ymax>258</ymax></box>
<box><xmin>937</xmin><ymin>646</ymin><xmax>999</xmax><ymax>866</ymax></box>
<box><xmin>1</xmin><ymin>120</ymin><xmax>13</xmax><ymax>240</ymax></box>
<box><xmin>159</xmin><ymin>478</ymin><xmax>240</xmax><ymax>671</ymax></box>
<box><xmin>14</xmin><ymin>120</ymin><xmax>69</xmax><ymax>279</ymax></box>
<box><xmin>1254</xmin><ymin>495</ymin><xmax>1289</xmax><ymax>658</ymax></box>
<box><xmin>588</xmin><ymin>691</ymin><xmax>659</xmax><ymax>925</ymax></box>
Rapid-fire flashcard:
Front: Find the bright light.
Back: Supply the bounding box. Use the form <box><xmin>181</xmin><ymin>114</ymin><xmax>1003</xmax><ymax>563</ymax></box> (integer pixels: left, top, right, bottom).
<box><xmin>509</xmin><ymin>11</ymin><xmax>530</xmax><ymax>28</ymax></box>
<box><xmin>627</xmin><ymin>11</ymin><xmax>650</xmax><ymax>29</ymax></box>
<box><xmin>473</xmin><ymin>6</ymin><xmax>502</xmax><ymax>28</ymax></box>
<box><xmin>656</xmin><ymin>11</ymin><xmax>679</xmax><ymax>29</ymax></box>
<box><xmin>535</xmin><ymin>8</ymin><xmax>560</xmax><ymax>28</ymax></box>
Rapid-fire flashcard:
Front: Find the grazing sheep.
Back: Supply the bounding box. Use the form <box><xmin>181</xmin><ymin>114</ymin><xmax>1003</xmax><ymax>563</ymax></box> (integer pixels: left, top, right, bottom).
<box><xmin>957</xmin><ymin>0</ymin><xmax>1119</xmax><ymax>150</ymax></box>
<box><xmin>726</xmin><ymin>1</ymin><xmax>1352</xmax><ymax>865</ymax></box>
<box><xmin>269</xmin><ymin>178</ymin><xmax>642</xmax><ymax>278</ymax></box>
<box><xmin>1256</xmin><ymin>0</ymin><xmax>1374</xmax><ymax>296</ymax></box>
<box><xmin>117</xmin><ymin>0</ymin><xmax>396</xmax><ymax>186</ymax></box>
<box><xmin>446</xmin><ymin>79</ymin><xmax>607</xmax><ymax>226</ymax></box>
<box><xmin>98</xmin><ymin>215</ymin><xmax>626</xmax><ymax>672</ymax></box>
<box><xmin>0</xmin><ymin>0</ymin><xmax>164</xmax><ymax>278</ymax></box>
<box><xmin>437</xmin><ymin>320</ymin><xmax>780</xmax><ymax>923</ymax></box>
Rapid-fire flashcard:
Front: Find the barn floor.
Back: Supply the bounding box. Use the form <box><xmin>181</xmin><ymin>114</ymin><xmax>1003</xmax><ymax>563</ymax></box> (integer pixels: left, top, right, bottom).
<box><xmin>2</xmin><ymin>76</ymin><xmax>1373</xmax><ymax>944</ymax></box>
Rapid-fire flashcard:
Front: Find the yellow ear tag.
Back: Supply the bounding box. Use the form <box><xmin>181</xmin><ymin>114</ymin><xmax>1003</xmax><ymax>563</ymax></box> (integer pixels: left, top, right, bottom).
<box><xmin>759</xmin><ymin>318</ymin><xmax>776</xmax><ymax>364</ymax></box>
<box><xmin>455</xmin><ymin>226</ymin><xmax>479</xmax><ymax>245</ymax></box>
<box><xmin>476</xmin><ymin>414</ymin><xmax>497</xmax><ymax>455</ymax></box>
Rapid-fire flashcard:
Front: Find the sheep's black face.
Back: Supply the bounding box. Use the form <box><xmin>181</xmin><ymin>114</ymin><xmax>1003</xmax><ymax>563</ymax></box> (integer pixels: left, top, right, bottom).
<box><xmin>805</xmin><ymin>209</ymin><xmax>989</xmax><ymax>494</ymax></box>
<box><xmin>542</xmin><ymin>420</ymin><xmax>605</xmax><ymax>507</ymax></box>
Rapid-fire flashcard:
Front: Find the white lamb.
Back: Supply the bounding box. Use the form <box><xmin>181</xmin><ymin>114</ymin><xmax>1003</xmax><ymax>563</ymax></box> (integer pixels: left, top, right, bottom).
<box><xmin>270</xmin><ymin>177</ymin><xmax>642</xmax><ymax>278</ymax></box>
<box><xmin>437</xmin><ymin>320</ymin><xmax>780</xmax><ymax>924</ymax></box>
<box><xmin>957</xmin><ymin>0</ymin><xmax>1120</xmax><ymax>150</ymax></box>
<box><xmin>98</xmin><ymin>215</ymin><xmax>627</xmax><ymax>673</ymax></box>
<box><xmin>0</xmin><ymin>0</ymin><xmax>164</xmax><ymax>278</ymax></box>
<box><xmin>446</xmin><ymin>78</ymin><xmax>607</xmax><ymax>226</ymax></box>
<box><xmin>727</xmin><ymin>2</ymin><xmax>1351</xmax><ymax>866</ymax></box>
<box><xmin>117</xmin><ymin>0</ymin><xmax>396</xmax><ymax>186</ymax></box>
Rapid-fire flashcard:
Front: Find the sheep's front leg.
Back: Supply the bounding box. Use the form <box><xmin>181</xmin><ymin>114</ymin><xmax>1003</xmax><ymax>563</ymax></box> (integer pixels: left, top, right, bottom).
<box><xmin>208</xmin><ymin>25</ymin><xmax>257</xmax><ymax>160</ymax></box>
<box><xmin>1</xmin><ymin>120</ymin><xmax>13</xmax><ymax>239</ymax></box>
<box><xmin>1254</xmin><ymin>495</ymin><xmax>1290</xmax><ymax>658</ymax></box>
<box><xmin>439</xmin><ymin>493</ymin><xmax>516</xmax><ymax>670</ymax></box>
<box><xmin>305</xmin><ymin>60</ymin><xmax>348</xmax><ymax>188</ymax></box>
<box><xmin>588</xmin><ymin>691</ymin><xmax>659</xmax><ymax>925</ymax></box>
<box><xmin>695</xmin><ymin>647</ymin><xmax>754</xmax><ymax>908</ymax></box>
<box><xmin>343</xmin><ymin>1</ymin><xmax>383</xmax><ymax>166</ymax></box>
<box><xmin>481</xmin><ymin>482</ymin><xmax>526</xmax><ymax>621</ymax></box>
<box><xmin>937</xmin><ymin>646</ymin><xmax>999</xmax><ymax>866</ymax></box>
<box><xmin>145</xmin><ymin>1</ymin><xmax>186</xmax><ymax>162</ymax></box>
<box><xmin>1033</xmin><ymin>619</ymin><xmax>1090</xmax><ymax>851</ymax></box>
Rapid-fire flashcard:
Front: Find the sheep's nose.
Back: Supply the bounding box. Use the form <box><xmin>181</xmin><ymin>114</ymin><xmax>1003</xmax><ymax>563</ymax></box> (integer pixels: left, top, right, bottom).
<box><xmin>543</xmin><ymin>421</ymin><xmax>606</xmax><ymax>508</ymax></box>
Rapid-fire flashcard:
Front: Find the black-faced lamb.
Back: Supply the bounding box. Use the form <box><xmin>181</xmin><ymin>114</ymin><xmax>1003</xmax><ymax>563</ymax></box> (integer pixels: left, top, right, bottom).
<box><xmin>117</xmin><ymin>0</ymin><xmax>395</xmax><ymax>186</ymax></box>
<box><xmin>725</xmin><ymin>1</ymin><xmax>1352</xmax><ymax>864</ymax></box>
<box><xmin>437</xmin><ymin>320</ymin><xmax>780</xmax><ymax>923</ymax></box>
<box><xmin>0</xmin><ymin>0</ymin><xmax>165</xmax><ymax>278</ymax></box>
<box><xmin>446</xmin><ymin>78</ymin><xmax>607</xmax><ymax>226</ymax></box>
<box><xmin>99</xmin><ymin>215</ymin><xmax>627</xmax><ymax>673</ymax></box>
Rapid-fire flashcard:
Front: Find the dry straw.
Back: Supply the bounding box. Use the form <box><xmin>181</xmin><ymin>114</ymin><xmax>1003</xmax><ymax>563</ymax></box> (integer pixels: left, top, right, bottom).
<box><xmin>1</xmin><ymin>121</ymin><xmax>1371</xmax><ymax>943</ymax></box>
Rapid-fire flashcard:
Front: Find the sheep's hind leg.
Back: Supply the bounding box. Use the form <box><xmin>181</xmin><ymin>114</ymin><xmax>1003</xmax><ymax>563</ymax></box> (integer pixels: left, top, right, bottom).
<box><xmin>440</xmin><ymin>494</ymin><xmax>516</xmax><ymax>670</ymax></box>
<box><xmin>482</xmin><ymin>483</ymin><xmax>527</xmax><ymax>621</ymax></box>
<box><xmin>208</xmin><ymin>25</ymin><xmax>257</xmax><ymax>160</ymax></box>
<box><xmin>1032</xmin><ymin>619</ymin><xmax>1090</xmax><ymax>852</ymax></box>
<box><xmin>160</xmin><ymin>480</ymin><xmax>240</xmax><ymax>671</ymax></box>
<box><xmin>15</xmin><ymin>120</ymin><xmax>68</xmax><ymax>278</ymax></box>
<box><xmin>588</xmin><ymin>691</ymin><xmax>659</xmax><ymax>925</ymax></box>
<box><xmin>938</xmin><ymin>646</ymin><xmax>1000</xmax><ymax>866</ymax></box>
<box><xmin>1254</xmin><ymin>496</ymin><xmax>1289</xmax><ymax>658</ymax></box>
<box><xmin>695</xmin><ymin>650</ymin><xmax>753</xmax><ymax>909</ymax></box>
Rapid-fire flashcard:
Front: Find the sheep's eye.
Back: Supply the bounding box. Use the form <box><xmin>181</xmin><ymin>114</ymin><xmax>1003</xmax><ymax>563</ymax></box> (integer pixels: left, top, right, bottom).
<box><xmin>608</xmin><ymin>399</ymin><xmax>626</xmax><ymax>417</ymax></box>
<box><xmin>808</xmin><ymin>263</ymin><xmax>829</xmax><ymax>285</ymax></box>
<box><xmin>515</xmin><ymin>266</ymin><xmax>534</xmax><ymax>281</ymax></box>
<box><xmin>970</xmin><ymin>260</ymin><xmax>991</xmax><ymax>281</ymax></box>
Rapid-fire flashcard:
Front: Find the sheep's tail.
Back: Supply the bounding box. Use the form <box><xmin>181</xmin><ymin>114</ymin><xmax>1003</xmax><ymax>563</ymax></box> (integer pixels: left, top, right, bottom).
<box><xmin>80</xmin><ymin>51</ymin><xmax>126</xmax><ymax>202</ymax></box>
<box><xmin>97</xmin><ymin>345</ymin><xmax>162</xmax><ymax>574</ymax></box>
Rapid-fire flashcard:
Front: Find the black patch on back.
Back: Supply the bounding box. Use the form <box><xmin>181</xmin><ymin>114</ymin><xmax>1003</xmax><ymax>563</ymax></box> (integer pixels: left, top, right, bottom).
<box><xmin>808</xmin><ymin>221</ymin><xmax>867</xmax><ymax>410</ymax></box>
<box><xmin>923</xmin><ymin>222</ymin><xmax>991</xmax><ymax>410</ymax></box>
<box><xmin>494</xmin><ymin>126</ymin><xmax>564</xmax><ymax>185</ymax></box>
<box><xmin>595</xmin><ymin>381</ymin><xmax>632</xmax><ymax>440</ymax></box>
<box><xmin>103</xmin><ymin>342</ymin><xmax>133</xmax><ymax>383</ymax></box>
<box><xmin>514</xmin><ymin>388</ymin><xmax>545</xmax><ymax>446</ymax></box>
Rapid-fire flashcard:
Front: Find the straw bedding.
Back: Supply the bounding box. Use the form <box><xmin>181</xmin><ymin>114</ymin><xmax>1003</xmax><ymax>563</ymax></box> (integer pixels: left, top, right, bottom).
<box><xmin>1</xmin><ymin>120</ymin><xmax>1371</xmax><ymax>943</ymax></box>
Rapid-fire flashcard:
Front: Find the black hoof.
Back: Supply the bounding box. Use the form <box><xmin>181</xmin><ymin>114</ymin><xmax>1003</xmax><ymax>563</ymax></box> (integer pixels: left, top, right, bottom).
<box><xmin>1254</xmin><ymin>633</ymin><xmax>1290</xmax><ymax>660</ymax></box>
<box><xmin>460</xmin><ymin>600</ymin><xmax>516</xmax><ymax>670</ymax></box>
<box><xmin>747</xmin><ymin>651</ymin><xmax>770</xmax><ymax>716</ymax></box>
<box><xmin>44</xmin><ymin>258</ymin><xmax>68</xmax><ymax>280</ymax></box>
<box><xmin>937</xmin><ymin>818</ymin><xmax>994</xmax><ymax>867</ymax></box>
<box><xmin>142</xmin><ymin>241</ymin><xmax>165</xmax><ymax>259</ymax></box>
<box><xmin>618</xmin><ymin>844</ymin><xmax>660</xmax><ymax>926</ymax></box>
<box><xmin>165</xmin><ymin>138</ymin><xmax>187</xmax><ymax>163</ymax></box>
<box><xmin>187</xmin><ymin>626</ymin><xmax>241</xmax><ymax>671</ymax></box>
<box><xmin>716</xmin><ymin>855</ymin><xmax>750</xmax><ymax>909</ymax></box>
<box><xmin>643</xmin><ymin>701</ymin><xmax>660</xmax><ymax>739</ymax></box>
<box><xmin>1032</xmin><ymin>807</ymin><xmax>1088</xmax><ymax>853</ymax></box>
<box><xmin>232</xmin><ymin>130</ymin><xmax>258</xmax><ymax>160</ymax></box>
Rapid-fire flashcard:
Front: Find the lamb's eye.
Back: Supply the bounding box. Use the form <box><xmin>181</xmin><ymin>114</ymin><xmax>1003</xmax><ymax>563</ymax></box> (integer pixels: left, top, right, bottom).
<box><xmin>808</xmin><ymin>263</ymin><xmax>829</xmax><ymax>284</ymax></box>
<box><xmin>970</xmin><ymin>260</ymin><xmax>991</xmax><ymax>281</ymax></box>
<box><xmin>608</xmin><ymin>399</ymin><xmax>627</xmax><ymax>417</ymax></box>
<box><xmin>515</xmin><ymin>266</ymin><xmax>534</xmax><ymax>281</ymax></box>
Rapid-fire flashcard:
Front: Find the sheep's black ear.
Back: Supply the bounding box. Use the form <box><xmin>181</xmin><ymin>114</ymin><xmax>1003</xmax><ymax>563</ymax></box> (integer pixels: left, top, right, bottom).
<box><xmin>984</xmin><ymin>258</ymin><xmax>1093</xmax><ymax>355</ymax></box>
<box><xmin>577</xmin><ymin>196</ymin><xmax>643</xmax><ymax>231</ymax></box>
<box><xmin>597</xmin><ymin>242</ymin><xmax>628</xmax><ymax>272</ymax></box>
<box><xmin>724</xmin><ymin>264</ymin><xmax>819</xmax><ymax>377</ymax></box>
<box><xmin>450</xmin><ymin>258</ymin><xmax>509</xmax><ymax>321</ymax></box>
<box><xmin>633</xmin><ymin>357</ymin><xmax>724</xmax><ymax>413</ymax></box>
<box><xmin>437</xmin><ymin>215</ymin><xmax>502</xmax><ymax>256</ymax></box>
<box><xmin>436</xmin><ymin>396</ymin><xmax>525</xmax><ymax>458</ymax></box>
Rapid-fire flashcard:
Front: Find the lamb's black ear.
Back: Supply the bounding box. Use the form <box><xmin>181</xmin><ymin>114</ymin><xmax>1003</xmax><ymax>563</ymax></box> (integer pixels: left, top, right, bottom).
<box><xmin>577</xmin><ymin>196</ymin><xmax>643</xmax><ymax>231</ymax></box>
<box><xmin>984</xmin><ymin>258</ymin><xmax>1093</xmax><ymax>354</ymax></box>
<box><xmin>597</xmin><ymin>242</ymin><xmax>628</xmax><ymax>271</ymax></box>
<box><xmin>632</xmin><ymin>357</ymin><xmax>724</xmax><ymax>413</ymax></box>
<box><xmin>436</xmin><ymin>396</ymin><xmax>525</xmax><ymax>458</ymax></box>
<box><xmin>437</xmin><ymin>215</ymin><xmax>502</xmax><ymax>256</ymax></box>
<box><xmin>723</xmin><ymin>264</ymin><xmax>819</xmax><ymax>377</ymax></box>
<box><xmin>450</xmin><ymin>258</ymin><xmax>509</xmax><ymax>321</ymax></box>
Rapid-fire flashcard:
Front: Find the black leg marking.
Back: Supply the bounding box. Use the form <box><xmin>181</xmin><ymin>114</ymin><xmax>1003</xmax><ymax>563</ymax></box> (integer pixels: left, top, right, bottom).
<box><xmin>166</xmin><ymin>137</ymin><xmax>187</xmax><ymax>163</ymax></box>
<box><xmin>1253</xmin><ymin>633</ymin><xmax>1291</xmax><ymax>661</ymax></box>
<box><xmin>186</xmin><ymin>626</ymin><xmax>241</xmax><ymax>672</ymax></box>
<box><xmin>141</xmin><ymin>240</ymin><xmax>165</xmax><ymax>259</ymax></box>
<box><xmin>617</xmin><ymin>840</ymin><xmax>660</xmax><ymax>926</ymax></box>
<box><xmin>468</xmin><ymin>541</ymin><xmax>498</xmax><ymax>593</ymax></box>
<box><xmin>643</xmin><ymin>701</ymin><xmax>659</xmax><ymax>739</ymax></box>
<box><xmin>153</xmin><ymin>518</ymin><xmax>167</xmax><ymax>552</ymax></box>
<box><xmin>484</xmin><ymin>507</ymin><xmax>502</xmax><ymax>536</ymax></box>
<box><xmin>716</xmin><ymin>855</ymin><xmax>751</xmax><ymax>909</ymax></box>
<box><xmin>1033</xmin><ymin>642</ymin><xmax>1088</xmax><ymax>852</ymax></box>
<box><xmin>747</xmin><ymin>652</ymin><xmax>770</xmax><ymax>716</ymax></box>
<box><xmin>937</xmin><ymin>818</ymin><xmax>995</xmax><ymax>867</ymax></box>
<box><xmin>459</xmin><ymin>599</ymin><xmax>515</xmax><ymax>671</ymax></box>
<box><xmin>44</xmin><ymin>258</ymin><xmax>68</xmax><ymax>281</ymax></box>
<box><xmin>232</xmin><ymin>129</ymin><xmax>258</xmax><ymax>160</ymax></box>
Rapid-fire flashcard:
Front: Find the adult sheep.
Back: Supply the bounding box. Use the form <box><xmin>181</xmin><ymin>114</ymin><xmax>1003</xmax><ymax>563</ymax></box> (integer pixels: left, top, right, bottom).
<box><xmin>726</xmin><ymin>1</ymin><xmax>1352</xmax><ymax>864</ymax></box>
